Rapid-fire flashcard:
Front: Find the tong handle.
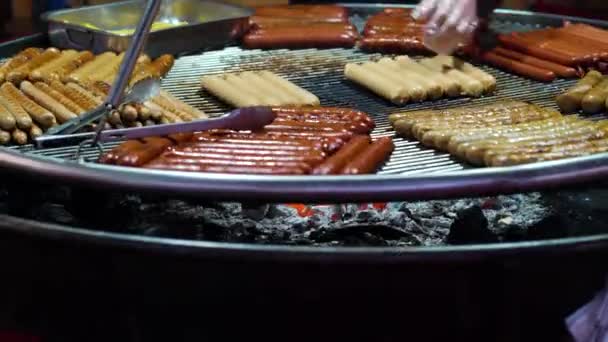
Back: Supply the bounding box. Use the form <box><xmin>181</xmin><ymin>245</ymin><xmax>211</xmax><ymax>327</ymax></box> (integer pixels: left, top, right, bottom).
<box><xmin>97</xmin><ymin>118</ymin><xmax>226</xmax><ymax>143</ymax></box>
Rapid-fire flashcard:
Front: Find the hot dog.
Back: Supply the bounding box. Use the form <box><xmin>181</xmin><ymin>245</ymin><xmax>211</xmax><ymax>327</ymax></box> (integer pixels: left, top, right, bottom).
<box><xmin>273</xmin><ymin>107</ymin><xmax>375</xmax><ymax>129</ymax></box>
<box><xmin>0</xmin><ymin>48</ymin><xmax>42</xmax><ymax>83</ymax></box>
<box><xmin>153</xmin><ymin>155</ymin><xmax>313</xmax><ymax>172</ymax></box>
<box><xmin>116</xmin><ymin>137</ymin><xmax>173</xmax><ymax>167</ymax></box>
<box><xmin>29</xmin><ymin>49</ymin><xmax>79</xmax><ymax>82</ymax></box>
<box><xmin>0</xmin><ymin>100</ymin><xmax>16</xmax><ymax>131</ymax></box>
<box><xmin>192</xmin><ymin>134</ymin><xmax>327</xmax><ymax>150</ymax></box>
<box><xmin>197</xmin><ymin>131</ymin><xmax>345</xmax><ymax>153</ymax></box>
<box><xmin>64</xmin><ymin>52</ymin><xmax>116</xmax><ymax>84</ymax></box>
<box><xmin>419</xmin><ymin>58</ymin><xmax>485</xmax><ymax>97</ymax></box>
<box><xmin>34</xmin><ymin>82</ymin><xmax>85</xmax><ymax>115</ymax></box>
<box><xmin>359</xmin><ymin>36</ymin><xmax>428</xmax><ymax>54</ymax></box>
<box><xmin>11</xmin><ymin>128</ymin><xmax>28</xmax><ymax>145</ymax></box>
<box><xmin>0</xmin><ymin>93</ymin><xmax>32</xmax><ymax>130</ymax></box>
<box><xmin>556</xmin><ymin>70</ymin><xmax>604</xmax><ymax>113</ymax></box>
<box><xmin>341</xmin><ymin>137</ymin><xmax>394</xmax><ymax>174</ymax></box>
<box><xmin>243</xmin><ymin>26</ymin><xmax>358</xmax><ymax>49</ymax></box>
<box><xmin>480</xmin><ymin>51</ymin><xmax>556</xmax><ymax>82</ymax></box>
<box><xmin>177</xmin><ymin>141</ymin><xmax>321</xmax><ymax>153</ymax></box>
<box><xmin>48</xmin><ymin>50</ymin><xmax>94</xmax><ymax>83</ymax></box>
<box><xmin>492</xmin><ymin>47</ymin><xmax>577</xmax><ymax>78</ymax></box>
<box><xmin>498</xmin><ymin>34</ymin><xmax>579</xmax><ymax>67</ymax></box>
<box><xmin>21</xmin><ymin>81</ymin><xmax>77</xmax><ymax>124</ymax></box>
<box><xmin>0</xmin><ymin>129</ymin><xmax>10</xmax><ymax>145</ymax></box>
<box><xmin>49</xmin><ymin>81</ymin><xmax>98</xmax><ymax>111</ymax></box>
<box><xmin>98</xmin><ymin>140</ymin><xmax>146</xmax><ymax>164</ymax></box>
<box><xmin>28</xmin><ymin>123</ymin><xmax>43</xmax><ymax>140</ymax></box>
<box><xmin>395</xmin><ymin>56</ymin><xmax>461</xmax><ymax>97</ymax></box>
<box><xmin>144</xmin><ymin>162</ymin><xmax>308</xmax><ymax>175</ymax></box>
<box><xmin>169</xmin><ymin>146</ymin><xmax>325</xmax><ymax>165</ymax></box>
<box><xmin>6</xmin><ymin>48</ymin><xmax>61</xmax><ymax>84</ymax></box>
<box><xmin>312</xmin><ymin>135</ymin><xmax>370</xmax><ymax>175</ymax></box>
<box><xmin>1</xmin><ymin>82</ymin><xmax>55</xmax><ymax>128</ymax></box>
<box><xmin>581</xmin><ymin>78</ymin><xmax>608</xmax><ymax>114</ymax></box>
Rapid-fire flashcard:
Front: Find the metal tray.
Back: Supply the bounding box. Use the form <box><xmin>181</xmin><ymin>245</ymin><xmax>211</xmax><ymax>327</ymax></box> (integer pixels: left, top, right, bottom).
<box><xmin>3</xmin><ymin>4</ymin><xmax>608</xmax><ymax>203</ymax></box>
<box><xmin>42</xmin><ymin>0</ymin><xmax>252</xmax><ymax>57</ymax></box>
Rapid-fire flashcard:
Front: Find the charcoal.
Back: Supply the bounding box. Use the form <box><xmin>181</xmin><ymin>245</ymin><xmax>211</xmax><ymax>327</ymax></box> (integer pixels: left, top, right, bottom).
<box><xmin>447</xmin><ymin>205</ymin><xmax>498</xmax><ymax>245</ymax></box>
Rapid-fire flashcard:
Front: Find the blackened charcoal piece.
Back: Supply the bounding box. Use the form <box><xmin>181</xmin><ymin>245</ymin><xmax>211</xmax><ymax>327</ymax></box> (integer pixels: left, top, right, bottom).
<box><xmin>447</xmin><ymin>205</ymin><xmax>498</xmax><ymax>245</ymax></box>
<box><xmin>311</xmin><ymin>224</ymin><xmax>411</xmax><ymax>244</ymax></box>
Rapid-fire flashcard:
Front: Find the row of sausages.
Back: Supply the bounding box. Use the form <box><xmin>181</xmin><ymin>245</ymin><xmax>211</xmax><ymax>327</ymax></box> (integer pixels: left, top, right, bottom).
<box><xmin>0</xmin><ymin>47</ymin><xmax>174</xmax><ymax>87</ymax></box>
<box><xmin>390</xmin><ymin>100</ymin><xmax>608</xmax><ymax>166</ymax></box>
<box><xmin>359</xmin><ymin>8</ymin><xmax>429</xmax><ymax>54</ymax></box>
<box><xmin>242</xmin><ymin>5</ymin><xmax>358</xmax><ymax>49</ymax></box>
<box><xmin>476</xmin><ymin>23</ymin><xmax>608</xmax><ymax>82</ymax></box>
<box><xmin>200</xmin><ymin>71</ymin><xmax>320</xmax><ymax>108</ymax></box>
<box><xmin>99</xmin><ymin>106</ymin><xmax>394</xmax><ymax>175</ymax></box>
<box><xmin>345</xmin><ymin>56</ymin><xmax>495</xmax><ymax>104</ymax></box>
<box><xmin>557</xmin><ymin>70</ymin><xmax>608</xmax><ymax>114</ymax></box>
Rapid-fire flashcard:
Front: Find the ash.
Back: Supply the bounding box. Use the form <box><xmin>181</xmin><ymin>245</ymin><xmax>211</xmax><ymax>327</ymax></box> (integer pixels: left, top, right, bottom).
<box><xmin>125</xmin><ymin>193</ymin><xmax>549</xmax><ymax>247</ymax></box>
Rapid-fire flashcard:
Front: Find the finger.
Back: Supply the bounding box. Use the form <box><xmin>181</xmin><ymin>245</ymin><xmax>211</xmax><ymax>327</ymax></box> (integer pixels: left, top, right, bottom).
<box><xmin>426</xmin><ymin>0</ymin><xmax>454</xmax><ymax>34</ymax></box>
<box><xmin>438</xmin><ymin>1</ymin><xmax>464</xmax><ymax>35</ymax></box>
<box><xmin>412</xmin><ymin>0</ymin><xmax>439</xmax><ymax>21</ymax></box>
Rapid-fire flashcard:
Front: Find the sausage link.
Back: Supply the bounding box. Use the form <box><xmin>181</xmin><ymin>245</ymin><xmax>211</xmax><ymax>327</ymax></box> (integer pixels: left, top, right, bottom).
<box><xmin>312</xmin><ymin>135</ymin><xmax>370</xmax><ymax>175</ymax></box>
<box><xmin>1</xmin><ymin>82</ymin><xmax>55</xmax><ymax>128</ymax></box>
<box><xmin>492</xmin><ymin>47</ymin><xmax>577</xmax><ymax>78</ymax></box>
<box><xmin>29</xmin><ymin>49</ymin><xmax>79</xmax><ymax>82</ymax></box>
<box><xmin>0</xmin><ymin>129</ymin><xmax>10</xmax><ymax>145</ymax></box>
<box><xmin>557</xmin><ymin>70</ymin><xmax>604</xmax><ymax>113</ymax></box>
<box><xmin>243</xmin><ymin>26</ymin><xmax>357</xmax><ymax>49</ymax></box>
<box><xmin>64</xmin><ymin>52</ymin><xmax>116</xmax><ymax>84</ymax></box>
<box><xmin>0</xmin><ymin>48</ymin><xmax>42</xmax><ymax>83</ymax></box>
<box><xmin>6</xmin><ymin>48</ymin><xmax>61</xmax><ymax>84</ymax></box>
<box><xmin>28</xmin><ymin>123</ymin><xmax>43</xmax><ymax>140</ymax></box>
<box><xmin>359</xmin><ymin>36</ymin><xmax>428</xmax><ymax>54</ymax></box>
<box><xmin>116</xmin><ymin>137</ymin><xmax>173</xmax><ymax>167</ymax></box>
<box><xmin>0</xmin><ymin>100</ymin><xmax>16</xmax><ymax>131</ymax></box>
<box><xmin>0</xmin><ymin>92</ymin><xmax>33</xmax><ymax>130</ymax></box>
<box><xmin>20</xmin><ymin>81</ymin><xmax>77</xmax><ymax>124</ymax></box>
<box><xmin>34</xmin><ymin>82</ymin><xmax>85</xmax><ymax>115</ymax></box>
<box><xmin>49</xmin><ymin>50</ymin><xmax>95</xmax><ymax>83</ymax></box>
<box><xmin>581</xmin><ymin>78</ymin><xmax>608</xmax><ymax>114</ymax></box>
<box><xmin>11</xmin><ymin>128</ymin><xmax>29</xmax><ymax>145</ymax></box>
<box><xmin>341</xmin><ymin>137</ymin><xmax>394</xmax><ymax>174</ymax></box>
<box><xmin>498</xmin><ymin>34</ymin><xmax>579</xmax><ymax>66</ymax></box>
<box><xmin>480</xmin><ymin>51</ymin><xmax>556</xmax><ymax>82</ymax></box>
<box><xmin>98</xmin><ymin>140</ymin><xmax>145</xmax><ymax>164</ymax></box>
<box><xmin>158</xmin><ymin>154</ymin><xmax>314</xmax><ymax>171</ymax></box>
<box><xmin>49</xmin><ymin>81</ymin><xmax>98</xmax><ymax>111</ymax></box>
<box><xmin>144</xmin><ymin>161</ymin><xmax>308</xmax><ymax>175</ymax></box>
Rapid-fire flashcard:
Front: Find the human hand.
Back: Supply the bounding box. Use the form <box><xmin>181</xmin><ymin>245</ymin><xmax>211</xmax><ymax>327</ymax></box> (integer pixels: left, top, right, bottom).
<box><xmin>412</xmin><ymin>0</ymin><xmax>480</xmax><ymax>54</ymax></box>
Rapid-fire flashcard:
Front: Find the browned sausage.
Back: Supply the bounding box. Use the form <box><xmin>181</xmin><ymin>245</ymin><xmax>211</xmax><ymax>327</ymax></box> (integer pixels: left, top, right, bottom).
<box><xmin>480</xmin><ymin>51</ymin><xmax>556</xmax><ymax>82</ymax></box>
<box><xmin>167</xmin><ymin>146</ymin><xmax>325</xmax><ymax>165</ymax></box>
<box><xmin>0</xmin><ymin>82</ymin><xmax>56</xmax><ymax>128</ymax></box>
<box><xmin>243</xmin><ymin>26</ymin><xmax>358</xmax><ymax>49</ymax></box>
<box><xmin>156</xmin><ymin>154</ymin><xmax>313</xmax><ymax>172</ymax></box>
<box><xmin>11</xmin><ymin>128</ymin><xmax>28</xmax><ymax>145</ymax></box>
<box><xmin>6</xmin><ymin>47</ymin><xmax>61</xmax><ymax>84</ymax></box>
<box><xmin>34</xmin><ymin>82</ymin><xmax>85</xmax><ymax>115</ymax></box>
<box><xmin>312</xmin><ymin>135</ymin><xmax>371</xmax><ymax>175</ymax></box>
<box><xmin>498</xmin><ymin>34</ymin><xmax>579</xmax><ymax>66</ymax></box>
<box><xmin>116</xmin><ymin>137</ymin><xmax>173</xmax><ymax>167</ymax></box>
<box><xmin>98</xmin><ymin>140</ymin><xmax>145</xmax><ymax>164</ymax></box>
<box><xmin>492</xmin><ymin>47</ymin><xmax>577</xmax><ymax>78</ymax></box>
<box><xmin>192</xmin><ymin>134</ymin><xmax>325</xmax><ymax>149</ymax></box>
<box><xmin>0</xmin><ymin>48</ymin><xmax>42</xmax><ymax>83</ymax></box>
<box><xmin>359</xmin><ymin>36</ymin><xmax>428</xmax><ymax>53</ymax></box>
<box><xmin>144</xmin><ymin>161</ymin><xmax>308</xmax><ymax>175</ymax></box>
<box><xmin>0</xmin><ymin>129</ymin><xmax>10</xmax><ymax>145</ymax></box>
<box><xmin>341</xmin><ymin>137</ymin><xmax>394</xmax><ymax>174</ymax></box>
<box><xmin>264</xmin><ymin>120</ymin><xmax>354</xmax><ymax>133</ymax></box>
<box><xmin>178</xmin><ymin>141</ymin><xmax>320</xmax><ymax>153</ymax></box>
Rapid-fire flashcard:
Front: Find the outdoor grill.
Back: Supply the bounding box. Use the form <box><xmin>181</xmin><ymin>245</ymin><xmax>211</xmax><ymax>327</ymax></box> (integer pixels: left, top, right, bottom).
<box><xmin>2</xmin><ymin>3</ymin><xmax>608</xmax><ymax>342</ymax></box>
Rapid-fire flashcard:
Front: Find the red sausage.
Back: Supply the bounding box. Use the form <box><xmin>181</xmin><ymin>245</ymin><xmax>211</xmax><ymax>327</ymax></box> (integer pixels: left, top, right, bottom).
<box><xmin>341</xmin><ymin>137</ymin><xmax>394</xmax><ymax>175</ymax></box>
<box><xmin>243</xmin><ymin>27</ymin><xmax>357</xmax><ymax>49</ymax></box>
<box><xmin>177</xmin><ymin>141</ymin><xmax>319</xmax><ymax>152</ymax></box>
<box><xmin>265</xmin><ymin>120</ymin><xmax>358</xmax><ymax>133</ymax></box>
<box><xmin>98</xmin><ymin>140</ymin><xmax>145</xmax><ymax>164</ymax></box>
<box><xmin>312</xmin><ymin>135</ymin><xmax>371</xmax><ymax>175</ymax></box>
<box><xmin>145</xmin><ymin>161</ymin><xmax>308</xmax><ymax>175</ymax></box>
<box><xmin>481</xmin><ymin>51</ymin><xmax>556</xmax><ymax>82</ymax></box>
<box><xmin>116</xmin><ymin>137</ymin><xmax>173</xmax><ymax>167</ymax></box>
<box><xmin>165</xmin><ymin>149</ymin><xmax>324</xmax><ymax>165</ymax></box>
<box><xmin>498</xmin><ymin>34</ymin><xmax>580</xmax><ymax>66</ymax></box>
<box><xmin>492</xmin><ymin>47</ymin><xmax>577</xmax><ymax>78</ymax></box>
<box><xmin>359</xmin><ymin>36</ymin><xmax>429</xmax><ymax>53</ymax></box>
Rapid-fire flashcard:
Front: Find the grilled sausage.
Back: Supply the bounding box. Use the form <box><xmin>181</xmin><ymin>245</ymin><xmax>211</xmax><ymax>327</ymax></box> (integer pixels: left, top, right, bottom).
<box><xmin>144</xmin><ymin>161</ymin><xmax>308</xmax><ymax>175</ymax></box>
<box><xmin>312</xmin><ymin>135</ymin><xmax>370</xmax><ymax>175</ymax></box>
<box><xmin>120</xmin><ymin>104</ymin><xmax>139</xmax><ymax>123</ymax></box>
<box><xmin>419</xmin><ymin>58</ymin><xmax>485</xmax><ymax>97</ymax></box>
<box><xmin>581</xmin><ymin>78</ymin><xmax>608</xmax><ymax>114</ymax></box>
<box><xmin>20</xmin><ymin>81</ymin><xmax>77</xmax><ymax>124</ymax></box>
<box><xmin>49</xmin><ymin>50</ymin><xmax>95</xmax><ymax>83</ymax></box>
<box><xmin>480</xmin><ymin>51</ymin><xmax>556</xmax><ymax>82</ymax></box>
<box><xmin>116</xmin><ymin>137</ymin><xmax>173</xmax><ymax>167</ymax></box>
<box><xmin>0</xmin><ymin>129</ymin><xmax>10</xmax><ymax>145</ymax></box>
<box><xmin>341</xmin><ymin>137</ymin><xmax>394</xmax><ymax>174</ymax></box>
<box><xmin>64</xmin><ymin>52</ymin><xmax>116</xmax><ymax>84</ymax></box>
<box><xmin>49</xmin><ymin>81</ymin><xmax>98</xmax><ymax>111</ymax></box>
<box><xmin>556</xmin><ymin>70</ymin><xmax>604</xmax><ymax>113</ymax></box>
<box><xmin>98</xmin><ymin>140</ymin><xmax>145</xmax><ymax>164</ymax></box>
<box><xmin>498</xmin><ymin>34</ymin><xmax>579</xmax><ymax>66</ymax></box>
<box><xmin>6</xmin><ymin>48</ymin><xmax>61</xmax><ymax>84</ymax></box>
<box><xmin>359</xmin><ymin>36</ymin><xmax>428</xmax><ymax>54</ymax></box>
<box><xmin>429</xmin><ymin>55</ymin><xmax>497</xmax><ymax>93</ymax></box>
<box><xmin>154</xmin><ymin>155</ymin><xmax>313</xmax><ymax>172</ymax></box>
<box><xmin>0</xmin><ymin>93</ymin><xmax>32</xmax><ymax>130</ymax></box>
<box><xmin>257</xmin><ymin>71</ymin><xmax>319</xmax><ymax>106</ymax></box>
<box><xmin>28</xmin><ymin>123</ymin><xmax>43</xmax><ymax>140</ymax></box>
<box><xmin>243</xmin><ymin>25</ymin><xmax>358</xmax><ymax>49</ymax></box>
<box><xmin>29</xmin><ymin>49</ymin><xmax>79</xmax><ymax>82</ymax></box>
<box><xmin>1</xmin><ymin>82</ymin><xmax>55</xmax><ymax>128</ymax></box>
<box><xmin>493</xmin><ymin>47</ymin><xmax>578</xmax><ymax>78</ymax></box>
<box><xmin>11</xmin><ymin>128</ymin><xmax>28</xmax><ymax>145</ymax></box>
<box><xmin>345</xmin><ymin>62</ymin><xmax>414</xmax><ymax>104</ymax></box>
<box><xmin>395</xmin><ymin>56</ymin><xmax>461</xmax><ymax>97</ymax></box>
<box><xmin>0</xmin><ymin>100</ymin><xmax>16</xmax><ymax>131</ymax></box>
<box><xmin>0</xmin><ymin>48</ymin><xmax>42</xmax><ymax>83</ymax></box>
<box><xmin>377</xmin><ymin>58</ymin><xmax>443</xmax><ymax>100</ymax></box>
<box><xmin>158</xmin><ymin>90</ymin><xmax>206</xmax><ymax>119</ymax></box>
<box><xmin>34</xmin><ymin>82</ymin><xmax>85</xmax><ymax>115</ymax></box>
